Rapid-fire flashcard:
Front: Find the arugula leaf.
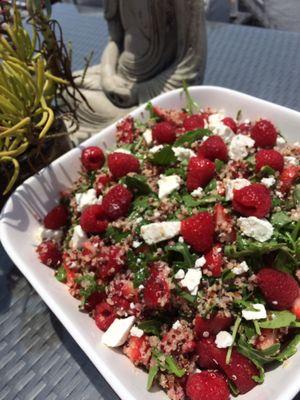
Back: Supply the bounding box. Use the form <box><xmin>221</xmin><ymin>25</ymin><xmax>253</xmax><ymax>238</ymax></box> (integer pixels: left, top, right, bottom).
<box><xmin>182</xmin><ymin>80</ymin><xmax>199</xmax><ymax>114</ymax></box>
<box><xmin>293</xmin><ymin>184</ymin><xmax>300</xmax><ymax>206</ymax></box>
<box><xmin>165</xmin><ymin>242</ymin><xmax>195</xmax><ymax>269</ymax></box>
<box><xmin>138</xmin><ymin>320</ymin><xmax>163</xmax><ymax>336</ymax></box>
<box><xmin>183</xmin><ymin>193</ymin><xmax>225</xmax><ymax>208</ymax></box>
<box><xmin>275</xmin><ymin>335</ymin><xmax>300</xmax><ymax>362</ymax></box>
<box><xmin>150</xmin><ymin>145</ymin><xmax>177</xmax><ymax>166</ymax></box>
<box><xmin>151</xmin><ymin>349</ymin><xmax>186</xmax><ymax>380</ymax></box>
<box><xmin>259</xmin><ymin>311</ymin><xmax>296</xmax><ymax>329</ymax></box>
<box><xmin>221</xmin><ymin>269</ymin><xmax>235</xmax><ymax>282</ymax></box>
<box><xmin>124</xmin><ymin>175</ymin><xmax>152</xmax><ymax>195</ymax></box>
<box><xmin>258</xmin><ymin>166</ymin><xmax>276</xmax><ymax>177</ymax></box>
<box><xmin>55</xmin><ymin>266</ymin><xmax>67</xmax><ymax>283</ymax></box>
<box><xmin>204</xmin><ymin>178</ymin><xmax>217</xmax><ymax>193</ymax></box>
<box><xmin>146</xmin><ymin>102</ymin><xmax>159</xmax><ymax>121</ymax></box>
<box><xmin>174</xmin><ymin>128</ymin><xmax>212</xmax><ymax>147</ymax></box>
<box><xmin>271</xmin><ymin>212</ymin><xmax>292</xmax><ymax>228</ymax></box>
<box><xmin>175</xmin><ymin>287</ymin><xmax>197</xmax><ymax>304</ymax></box>
<box><xmin>133</xmin><ymin>265</ymin><xmax>150</xmax><ymax>288</ymax></box>
<box><xmin>237</xmin><ymin>336</ymin><xmax>279</xmax><ymax>366</ymax></box>
<box><xmin>147</xmin><ymin>365</ymin><xmax>159</xmax><ymax>390</ymax></box>
<box><xmin>76</xmin><ymin>274</ymin><xmax>104</xmax><ymax>306</ymax></box>
<box><xmin>105</xmin><ymin>226</ymin><xmax>130</xmax><ymax>243</ymax></box>
<box><xmin>165</xmin><ymin>355</ymin><xmax>185</xmax><ymax>377</ymax></box>
<box><xmin>215</xmin><ymin>159</ymin><xmax>225</xmax><ymax>173</ymax></box>
<box><xmin>224</xmin><ymin>240</ymin><xmax>287</xmax><ymax>259</ymax></box>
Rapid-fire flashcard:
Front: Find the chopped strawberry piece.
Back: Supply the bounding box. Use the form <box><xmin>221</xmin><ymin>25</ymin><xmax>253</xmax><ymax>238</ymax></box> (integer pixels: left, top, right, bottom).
<box><xmin>144</xmin><ymin>266</ymin><xmax>170</xmax><ymax>309</ymax></box>
<box><xmin>181</xmin><ymin>212</ymin><xmax>215</xmax><ymax>252</ymax></box>
<box><xmin>186</xmin><ymin>371</ymin><xmax>230</xmax><ymax>400</ymax></box>
<box><xmin>152</xmin><ymin>106</ymin><xmax>186</xmax><ymax>125</ymax></box>
<box><xmin>107</xmin><ymin>152</ymin><xmax>140</xmax><ymax>179</ymax></box>
<box><xmin>222</xmin><ymin>117</ymin><xmax>237</xmax><ymax>133</ymax></box>
<box><xmin>255</xmin><ymin>329</ymin><xmax>278</xmax><ymax>351</ymax></box>
<box><xmin>95</xmin><ymin>173</ymin><xmax>111</xmax><ymax>195</ymax></box>
<box><xmin>81</xmin><ymin>146</ymin><xmax>105</xmax><ymax>171</ymax></box>
<box><xmin>257</xmin><ymin>268</ymin><xmax>299</xmax><ymax>310</ymax></box>
<box><xmin>197</xmin><ymin>135</ymin><xmax>228</xmax><ymax>162</ymax></box>
<box><xmin>291</xmin><ymin>296</ymin><xmax>300</xmax><ymax>319</ymax></box>
<box><xmin>255</xmin><ymin>149</ymin><xmax>284</xmax><ymax>172</ymax></box>
<box><xmin>102</xmin><ymin>184</ymin><xmax>133</xmax><ymax>220</ymax></box>
<box><xmin>84</xmin><ymin>291</ymin><xmax>105</xmax><ymax>312</ymax></box>
<box><xmin>96</xmin><ymin>245</ymin><xmax>126</xmax><ymax>280</ymax></box>
<box><xmin>186</xmin><ymin>156</ymin><xmax>216</xmax><ymax>192</ymax></box>
<box><xmin>237</xmin><ymin>122</ymin><xmax>252</xmax><ymax>135</ymax></box>
<box><xmin>152</xmin><ymin>121</ymin><xmax>176</xmax><ymax>144</ymax></box>
<box><xmin>251</xmin><ymin>119</ymin><xmax>277</xmax><ymax>148</ymax></box>
<box><xmin>213</xmin><ymin>204</ymin><xmax>236</xmax><ymax>243</ymax></box>
<box><xmin>44</xmin><ymin>204</ymin><xmax>68</xmax><ymax>230</ymax></box>
<box><xmin>123</xmin><ymin>335</ymin><xmax>150</xmax><ymax>366</ymax></box>
<box><xmin>194</xmin><ymin>312</ymin><xmax>233</xmax><ymax>339</ymax></box>
<box><xmin>94</xmin><ymin>302</ymin><xmax>116</xmax><ymax>331</ymax></box>
<box><xmin>37</xmin><ymin>240</ymin><xmax>62</xmax><ymax>268</ymax></box>
<box><xmin>196</xmin><ymin>338</ymin><xmax>259</xmax><ymax>394</ymax></box>
<box><xmin>110</xmin><ymin>279</ymin><xmax>138</xmax><ymax>311</ymax></box>
<box><xmin>116</xmin><ymin>116</ymin><xmax>136</xmax><ymax>144</ymax></box>
<box><xmin>204</xmin><ymin>244</ymin><xmax>224</xmax><ymax>277</ymax></box>
<box><xmin>279</xmin><ymin>165</ymin><xmax>300</xmax><ymax>193</ymax></box>
<box><xmin>232</xmin><ymin>183</ymin><xmax>271</xmax><ymax>218</ymax></box>
<box><xmin>183</xmin><ymin>114</ymin><xmax>205</xmax><ymax>131</ymax></box>
<box><xmin>80</xmin><ymin>204</ymin><xmax>108</xmax><ymax>233</ymax></box>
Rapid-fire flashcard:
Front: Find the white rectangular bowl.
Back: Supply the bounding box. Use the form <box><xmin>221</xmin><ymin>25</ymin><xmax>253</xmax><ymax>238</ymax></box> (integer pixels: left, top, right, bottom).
<box><xmin>1</xmin><ymin>86</ymin><xmax>299</xmax><ymax>400</ymax></box>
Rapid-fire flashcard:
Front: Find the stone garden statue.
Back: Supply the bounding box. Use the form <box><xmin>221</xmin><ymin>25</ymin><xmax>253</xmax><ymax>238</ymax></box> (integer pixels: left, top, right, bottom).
<box><xmin>74</xmin><ymin>0</ymin><xmax>207</xmax><ymax>141</ymax></box>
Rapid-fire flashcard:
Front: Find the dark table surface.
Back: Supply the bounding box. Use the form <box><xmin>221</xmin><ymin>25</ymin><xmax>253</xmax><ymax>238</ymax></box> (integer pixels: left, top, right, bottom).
<box><xmin>0</xmin><ymin>3</ymin><xmax>300</xmax><ymax>400</ymax></box>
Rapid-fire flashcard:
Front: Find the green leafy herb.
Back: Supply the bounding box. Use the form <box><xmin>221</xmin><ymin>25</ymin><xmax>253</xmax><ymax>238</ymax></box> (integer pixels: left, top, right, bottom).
<box><xmin>182</xmin><ymin>193</ymin><xmax>225</xmax><ymax>208</ymax></box>
<box><xmin>175</xmin><ymin>287</ymin><xmax>197</xmax><ymax>304</ymax></box>
<box><xmin>226</xmin><ymin>316</ymin><xmax>241</xmax><ymax>364</ymax></box>
<box><xmin>124</xmin><ymin>175</ymin><xmax>152</xmax><ymax>196</ymax></box>
<box><xmin>204</xmin><ymin>178</ymin><xmax>217</xmax><ymax>193</ymax></box>
<box><xmin>55</xmin><ymin>266</ymin><xmax>67</xmax><ymax>283</ymax></box>
<box><xmin>133</xmin><ymin>265</ymin><xmax>150</xmax><ymax>288</ymax></box>
<box><xmin>174</xmin><ymin>128</ymin><xmax>212</xmax><ymax>147</ymax></box>
<box><xmin>146</xmin><ymin>102</ymin><xmax>159</xmax><ymax>121</ymax></box>
<box><xmin>182</xmin><ymin>80</ymin><xmax>199</xmax><ymax>114</ymax></box>
<box><xmin>275</xmin><ymin>334</ymin><xmax>300</xmax><ymax>362</ymax></box>
<box><xmin>150</xmin><ymin>145</ymin><xmax>177</xmax><ymax>166</ymax></box>
<box><xmin>236</xmin><ymin>109</ymin><xmax>242</xmax><ymax>121</ymax></box>
<box><xmin>165</xmin><ymin>242</ymin><xmax>195</xmax><ymax>269</ymax></box>
<box><xmin>224</xmin><ymin>240</ymin><xmax>288</xmax><ymax>259</ymax></box>
<box><xmin>215</xmin><ymin>159</ymin><xmax>225</xmax><ymax>173</ymax></box>
<box><xmin>258</xmin><ymin>166</ymin><xmax>276</xmax><ymax>177</ymax></box>
<box><xmin>271</xmin><ymin>212</ymin><xmax>292</xmax><ymax>228</ymax></box>
<box><xmin>75</xmin><ymin>274</ymin><xmax>104</xmax><ymax>307</ymax></box>
<box><xmin>165</xmin><ymin>355</ymin><xmax>185</xmax><ymax>377</ymax></box>
<box><xmin>147</xmin><ymin>365</ymin><xmax>159</xmax><ymax>390</ymax></box>
<box><xmin>293</xmin><ymin>184</ymin><xmax>300</xmax><ymax>206</ymax></box>
<box><xmin>259</xmin><ymin>311</ymin><xmax>296</xmax><ymax>329</ymax></box>
<box><xmin>138</xmin><ymin>320</ymin><xmax>163</xmax><ymax>336</ymax></box>
<box><xmin>105</xmin><ymin>226</ymin><xmax>130</xmax><ymax>243</ymax></box>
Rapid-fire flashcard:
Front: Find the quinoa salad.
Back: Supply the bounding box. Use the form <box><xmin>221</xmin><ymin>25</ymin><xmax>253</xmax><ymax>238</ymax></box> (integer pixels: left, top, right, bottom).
<box><xmin>36</xmin><ymin>89</ymin><xmax>300</xmax><ymax>400</ymax></box>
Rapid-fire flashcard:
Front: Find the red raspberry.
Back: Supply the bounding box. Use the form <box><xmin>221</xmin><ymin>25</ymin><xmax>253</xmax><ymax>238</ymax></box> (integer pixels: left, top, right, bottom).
<box><xmin>222</xmin><ymin>117</ymin><xmax>237</xmax><ymax>133</ymax></box>
<box><xmin>186</xmin><ymin>157</ymin><xmax>216</xmax><ymax>192</ymax></box>
<box><xmin>102</xmin><ymin>184</ymin><xmax>133</xmax><ymax>220</ymax></box>
<box><xmin>186</xmin><ymin>371</ymin><xmax>230</xmax><ymax>400</ymax></box>
<box><xmin>110</xmin><ymin>279</ymin><xmax>138</xmax><ymax>311</ymax></box>
<box><xmin>96</xmin><ymin>246</ymin><xmax>125</xmax><ymax>280</ymax></box>
<box><xmin>183</xmin><ymin>114</ymin><xmax>205</xmax><ymax>131</ymax></box>
<box><xmin>107</xmin><ymin>152</ymin><xmax>140</xmax><ymax>179</ymax></box>
<box><xmin>144</xmin><ymin>267</ymin><xmax>170</xmax><ymax>309</ymax></box>
<box><xmin>37</xmin><ymin>240</ymin><xmax>62</xmax><ymax>268</ymax></box>
<box><xmin>194</xmin><ymin>312</ymin><xmax>233</xmax><ymax>339</ymax></box>
<box><xmin>94</xmin><ymin>302</ymin><xmax>116</xmax><ymax>331</ymax></box>
<box><xmin>197</xmin><ymin>135</ymin><xmax>228</xmax><ymax>162</ymax></box>
<box><xmin>181</xmin><ymin>212</ymin><xmax>215</xmax><ymax>252</ymax></box>
<box><xmin>124</xmin><ymin>335</ymin><xmax>150</xmax><ymax>366</ymax></box>
<box><xmin>81</xmin><ymin>146</ymin><xmax>105</xmax><ymax>171</ymax></box>
<box><xmin>116</xmin><ymin>116</ymin><xmax>136</xmax><ymax>144</ymax></box>
<box><xmin>232</xmin><ymin>183</ymin><xmax>271</xmax><ymax>218</ymax></box>
<box><xmin>280</xmin><ymin>165</ymin><xmax>300</xmax><ymax>193</ymax></box>
<box><xmin>152</xmin><ymin>121</ymin><xmax>176</xmax><ymax>144</ymax></box>
<box><xmin>80</xmin><ymin>204</ymin><xmax>108</xmax><ymax>233</ymax></box>
<box><xmin>95</xmin><ymin>173</ymin><xmax>111</xmax><ymax>195</ymax></box>
<box><xmin>204</xmin><ymin>244</ymin><xmax>224</xmax><ymax>277</ymax></box>
<box><xmin>255</xmin><ymin>149</ymin><xmax>284</xmax><ymax>172</ymax></box>
<box><xmin>84</xmin><ymin>291</ymin><xmax>105</xmax><ymax>312</ymax></box>
<box><xmin>291</xmin><ymin>296</ymin><xmax>300</xmax><ymax>319</ymax></box>
<box><xmin>44</xmin><ymin>204</ymin><xmax>68</xmax><ymax>230</ymax></box>
<box><xmin>257</xmin><ymin>268</ymin><xmax>299</xmax><ymax>310</ymax></box>
<box><xmin>237</xmin><ymin>122</ymin><xmax>252</xmax><ymax>135</ymax></box>
<box><xmin>251</xmin><ymin>119</ymin><xmax>277</xmax><ymax>148</ymax></box>
<box><xmin>196</xmin><ymin>338</ymin><xmax>259</xmax><ymax>394</ymax></box>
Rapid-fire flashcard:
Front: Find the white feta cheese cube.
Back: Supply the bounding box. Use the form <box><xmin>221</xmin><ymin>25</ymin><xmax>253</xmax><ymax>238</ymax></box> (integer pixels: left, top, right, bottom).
<box><xmin>276</xmin><ymin>137</ymin><xmax>286</xmax><ymax>148</ymax></box>
<box><xmin>75</xmin><ymin>188</ymin><xmax>102</xmax><ymax>212</ymax></box>
<box><xmin>174</xmin><ymin>269</ymin><xmax>185</xmax><ymax>279</ymax></box>
<box><xmin>114</xmin><ymin>148</ymin><xmax>132</xmax><ymax>154</ymax></box>
<box><xmin>208</xmin><ymin>113</ymin><xmax>235</xmax><ymax>143</ymax></box>
<box><xmin>238</xmin><ymin>217</ymin><xmax>274</xmax><ymax>242</ymax></box>
<box><xmin>215</xmin><ymin>331</ymin><xmax>234</xmax><ymax>348</ymax></box>
<box><xmin>191</xmin><ymin>187</ymin><xmax>204</xmax><ymax>198</ymax></box>
<box><xmin>69</xmin><ymin>225</ymin><xmax>88</xmax><ymax>249</ymax></box>
<box><xmin>172</xmin><ymin>320</ymin><xmax>182</xmax><ymax>330</ymax></box>
<box><xmin>195</xmin><ymin>256</ymin><xmax>206</xmax><ymax>269</ymax></box>
<box><xmin>157</xmin><ymin>175</ymin><xmax>181</xmax><ymax>199</ymax></box>
<box><xmin>132</xmin><ymin>241</ymin><xmax>142</xmax><ymax>248</ymax></box>
<box><xmin>242</xmin><ymin>304</ymin><xmax>267</xmax><ymax>320</ymax></box>
<box><xmin>225</xmin><ymin>178</ymin><xmax>251</xmax><ymax>200</ymax></box>
<box><xmin>140</xmin><ymin>221</ymin><xmax>181</xmax><ymax>245</ymax></box>
<box><xmin>284</xmin><ymin>156</ymin><xmax>298</xmax><ymax>166</ymax></box>
<box><xmin>143</xmin><ymin>129</ymin><xmax>153</xmax><ymax>145</ymax></box>
<box><xmin>180</xmin><ymin>268</ymin><xmax>202</xmax><ymax>295</ymax></box>
<box><xmin>232</xmin><ymin>261</ymin><xmax>249</xmax><ymax>275</ymax></box>
<box><xmin>149</xmin><ymin>145</ymin><xmax>164</xmax><ymax>153</ymax></box>
<box><xmin>228</xmin><ymin>134</ymin><xmax>255</xmax><ymax>161</ymax></box>
<box><xmin>36</xmin><ymin>226</ymin><xmax>63</xmax><ymax>243</ymax></box>
<box><xmin>261</xmin><ymin>176</ymin><xmax>276</xmax><ymax>188</ymax></box>
<box><xmin>130</xmin><ymin>325</ymin><xmax>144</xmax><ymax>338</ymax></box>
<box><xmin>173</xmin><ymin>146</ymin><xmax>196</xmax><ymax>161</ymax></box>
<box><xmin>102</xmin><ymin>316</ymin><xmax>136</xmax><ymax>347</ymax></box>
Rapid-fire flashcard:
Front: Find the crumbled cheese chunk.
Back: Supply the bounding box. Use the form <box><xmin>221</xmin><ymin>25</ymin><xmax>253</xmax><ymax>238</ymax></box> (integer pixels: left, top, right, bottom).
<box><xmin>276</xmin><ymin>137</ymin><xmax>286</xmax><ymax>148</ymax></box>
<box><xmin>191</xmin><ymin>187</ymin><xmax>204</xmax><ymax>198</ymax></box>
<box><xmin>149</xmin><ymin>145</ymin><xmax>164</xmax><ymax>153</ymax></box>
<box><xmin>173</xmin><ymin>146</ymin><xmax>196</xmax><ymax>161</ymax></box>
<box><xmin>102</xmin><ymin>316</ymin><xmax>136</xmax><ymax>347</ymax></box>
<box><xmin>157</xmin><ymin>175</ymin><xmax>181</xmax><ymax>199</ymax></box>
<box><xmin>208</xmin><ymin>113</ymin><xmax>235</xmax><ymax>143</ymax></box>
<box><xmin>180</xmin><ymin>268</ymin><xmax>202</xmax><ymax>295</ymax></box>
<box><xmin>225</xmin><ymin>178</ymin><xmax>251</xmax><ymax>200</ymax></box>
<box><xmin>232</xmin><ymin>261</ymin><xmax>249</xmax><ymax>275</ymax></box>
<box><xmin>114</xmin><ymin>148</ymin><xmax>132</xmax><ymax>154</ymax></box>
<box><xmin>284</xmin><ymin>156</ymin><xmax>298</xmax><ymax>166</ymax></box>
<box><xmin>37</xmin><ymin>226</ymin><xmax>63</xmax><ymax>243</ymax></box>
<box><xmin>172</xmin><ymin>320</ymin><xmax>182</xmax><ymax>330</ymax></box>
<box><xmin>75</xmin><ymin>188</ymin><xmax>102</xmax><ymax>212</ymax></box>
<box><xmin>228</xmin><ymin>134</ymin><xmax>255</xmax><ymax>161</ymax></box>
<box><xmin>140</xmin><ymin>221</ymin><xmax>181</xmax><ymax>244</ymax></box>
<box><xmin>130</xmin><ymin>325</ymin><xmax>144</xmax><ymax>338</ymax></box>
<box><xmin>215</xmin><ymin>331</ymin><xmax>234</xmax><ymax>348</ymax></box>
<box><xmin>174</xmin><ymin>269</ymin><xmax>185</xmax><ymax>279</ymax></box>
<box><xmin>132</xmin><ymin>241</ymin><xmax>142</xmax><ymax>248</ymax></box>
<box><xmin>242</xmin><ymin>304</ymin><xmax>267</xmax><ymax>320</ymax></box>
<box><xmin>238</xmin><ymin>217</ymin><xmax>274</xmax><ymax>242</ymax></box>
<box><xmin>69</xmin><ymin>225</ymin><xmax>88</xmax><ymax>249</ymax></box>
<box><xmin>261</xmin><ymin>176</ymin><xmax>276</xmax><ymax>188</ymax></box>
<box><xmin>195</xmin><ymin>256</ymin><xmax>206</xmax><ymax>269</ymax></box>
<box><xmin>143</xmin><ymin>129</ymin><xmax>153</xmax><ymax>145</ymax></box>
<box><xmin>178</xmin><ymin>236</ymin><xmax>184</xmax><ymax>243</ymax></box>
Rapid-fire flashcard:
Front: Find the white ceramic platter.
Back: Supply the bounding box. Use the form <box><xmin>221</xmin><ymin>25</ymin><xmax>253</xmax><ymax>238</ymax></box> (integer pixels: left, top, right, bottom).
<box><xmin>1</xmin><ymin>86</ymin><xmax>299</xmax><ymax>400</ymax></box>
